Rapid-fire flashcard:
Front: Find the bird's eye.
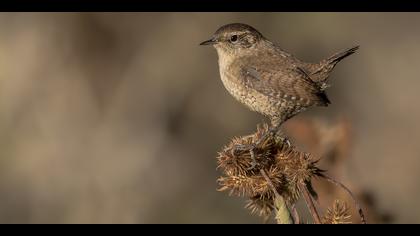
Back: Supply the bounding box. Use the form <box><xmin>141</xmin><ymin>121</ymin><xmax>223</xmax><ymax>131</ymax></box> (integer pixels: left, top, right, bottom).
<box><xmin>230</xmin><ymin>35</ymin><xmax>238</xmax><ymax>43</ymax></box>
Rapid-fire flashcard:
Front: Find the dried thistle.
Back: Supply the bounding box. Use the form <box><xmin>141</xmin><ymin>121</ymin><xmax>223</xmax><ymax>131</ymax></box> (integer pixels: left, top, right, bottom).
<box><xmin>245</xmin><ymin>194</ymin><xmax>274</xmax><ymax>217</ymax></box>
<box><xmin>276</xmin><ymin>146</ymin><xmax>322</xmax><ymax>184</ymax></box>
<box><xmin>274</xmin><ymin>144</ymin><xmax>323</xmax><ymax>203</ymax></box>
<box><xmin>322</xmin><ymin>200</ymin><xmax>352</xmax><ymax>224</ymax></box>
<box><xmin>217</xmin><ymin>167</ymin><xmax>283</xmax><ymax>198</ymax></box>
<box><xmin>216</xmin><ymin>123</ymin><xmax>366</xmax><ymax>224</ymax></box>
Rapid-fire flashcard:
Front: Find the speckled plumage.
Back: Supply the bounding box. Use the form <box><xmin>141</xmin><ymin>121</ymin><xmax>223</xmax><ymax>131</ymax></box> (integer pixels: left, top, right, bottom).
<box><xmin>201</xmin><ymin>23</ymin><xmax>358</xmax><ymax>126</ymax></box>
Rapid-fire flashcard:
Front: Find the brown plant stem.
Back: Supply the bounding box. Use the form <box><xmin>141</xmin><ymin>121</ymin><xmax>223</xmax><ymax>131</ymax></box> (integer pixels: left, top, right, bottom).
<box><xmin>301</xmin><ymin>183</ymin><xmax>322</xmax><ymax>224</ymax></box>
<box><xmin>290</xmin><ymin>204</ymin><xmax>300</xmax><ymax>224</ymax></box>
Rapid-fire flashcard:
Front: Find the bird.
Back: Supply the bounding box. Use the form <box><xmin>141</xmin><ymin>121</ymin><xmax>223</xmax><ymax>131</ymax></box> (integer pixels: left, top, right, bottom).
<box><xmin>200</xmin><ymin>23</ymin><xmax>358</xmax><ymax>168</ymax></box>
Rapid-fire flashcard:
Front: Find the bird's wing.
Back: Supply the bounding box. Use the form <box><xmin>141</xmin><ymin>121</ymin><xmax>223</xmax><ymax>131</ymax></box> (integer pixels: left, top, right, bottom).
<box><xmin>237</xmin><ymin>60</ymin><xmax>330</xmax><ymax>106</ymax></box>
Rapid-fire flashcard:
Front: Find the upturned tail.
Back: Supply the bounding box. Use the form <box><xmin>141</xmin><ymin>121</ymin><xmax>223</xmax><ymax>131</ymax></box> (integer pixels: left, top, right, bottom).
<box><xmin>325</xmin><ymin>45</ymin><xmax>359</xmax><ymax>66</ymax></box>
<box><xmin>308</xmin><ymin>45</ymin><xmax>359</xmax><ymax>90</ymax></box>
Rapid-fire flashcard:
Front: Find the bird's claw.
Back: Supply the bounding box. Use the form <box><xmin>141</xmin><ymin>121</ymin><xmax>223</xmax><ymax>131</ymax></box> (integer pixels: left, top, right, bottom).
<box><xmin>232</xmin><ymin>125</ymin><xmax>281</xmax><ymax>171</ymax></box>
<box><xmin>268</xmin><ymin>126</ymin><xmax>291</xmax><ymax>147</ymax></box>
<box><xmin>283</xmin><ymin>137</ymin><xmax>291</xmax><ymax>147</ymax></box>
<box><xmin>246</xmin><ymin>147</ymin><xmax>258</xmax><ymax>170</ymax></box>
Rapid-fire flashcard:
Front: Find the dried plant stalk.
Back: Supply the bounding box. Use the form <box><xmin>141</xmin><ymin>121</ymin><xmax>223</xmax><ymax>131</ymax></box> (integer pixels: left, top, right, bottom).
<box><xmin>274</xmin><ymin>195</ymin><xmax>293</xmax><ymax>224</ymax></box>
<box><xmin>300</xmin><ymin>183</ymin><xmax>321</xmax><ymax>224</ymax></box>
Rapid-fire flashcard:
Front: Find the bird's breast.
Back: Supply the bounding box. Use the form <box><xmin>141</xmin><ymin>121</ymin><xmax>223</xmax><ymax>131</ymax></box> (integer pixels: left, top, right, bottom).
<box><xmin>219</xmin><ymin>65</ymin><xmax>248</xmax><ymax>105</ymax></box>
<box><xmin>218</xmin><ymin>60</ymin><xmax>277</xmax><ymax>117</ymax></box>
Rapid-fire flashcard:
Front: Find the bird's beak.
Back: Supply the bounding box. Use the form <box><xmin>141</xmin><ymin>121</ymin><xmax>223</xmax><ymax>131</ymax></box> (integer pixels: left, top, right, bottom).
<box><xmin>199</xmin><ymin>37</ymin><xmax>217</xmax><ymax>46</ymax></box>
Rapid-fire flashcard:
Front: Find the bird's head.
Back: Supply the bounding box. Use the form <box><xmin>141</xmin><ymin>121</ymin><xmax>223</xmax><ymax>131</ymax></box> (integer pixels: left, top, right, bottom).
<box><xmin>200</xmin><ymin>23</ymin><xmax>265</xmax><ymax>57</ymax></box>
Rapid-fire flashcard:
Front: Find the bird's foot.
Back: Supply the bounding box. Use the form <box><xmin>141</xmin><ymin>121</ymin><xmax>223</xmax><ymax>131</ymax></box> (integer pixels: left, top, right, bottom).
<box><xmin>268</xmin><ymin>125</ymin><xmax>291</xmax><ymax>147</ymax></box>
<box><xmin>233</xmin><ymin>125</ymin><xmax>280</xmax><ymax>171</ymax></box>
<box><xmin>279</xmin><ymin>136</ymin><xmax>291</xmax><ymax>147</ymax></box>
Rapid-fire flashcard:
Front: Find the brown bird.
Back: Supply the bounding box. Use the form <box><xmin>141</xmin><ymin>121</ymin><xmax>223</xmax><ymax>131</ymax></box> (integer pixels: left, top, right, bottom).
<box><xmin>200</xmin><ymin>23</ymin><xmax>358</xmax><ymax>167</ymax></box>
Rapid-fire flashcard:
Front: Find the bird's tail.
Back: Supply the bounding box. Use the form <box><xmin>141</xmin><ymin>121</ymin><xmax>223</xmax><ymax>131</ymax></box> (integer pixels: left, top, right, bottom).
<box><xmin>325</xmin><ymin>45</ymin><xmax>359</xmax><ymax>66</ymax></box>
<box><xmin>310</xmin><ymin>45</ymin><xmax>359</xmax><ymax>90</ymax></box>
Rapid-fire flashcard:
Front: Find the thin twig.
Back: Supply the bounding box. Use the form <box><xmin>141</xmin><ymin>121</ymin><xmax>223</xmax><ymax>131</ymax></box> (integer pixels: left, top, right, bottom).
<box><xmin>300</xmin><ymin>183</ymin><xmax>322</xmax><ymax>224</ymax></box>
<box><xmin>290</xmin><ymin>204</ymin><xmax>300</xmax><ymax>224</ymax></box>
<box><xmin>260</xmin><ymin>169</ymin><xmax>293</xmax><ymax>224</ymax></box>
<box><xmin>320</xmin><ymin>173</ymin><xmax>367</xmax><ymax>224</ymax></box>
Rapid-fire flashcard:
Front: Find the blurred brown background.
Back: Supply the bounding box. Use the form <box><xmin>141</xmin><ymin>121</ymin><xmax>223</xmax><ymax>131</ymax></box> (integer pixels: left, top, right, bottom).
<box><xmin>0</xmin><ymin>12</ymin><xmax>418</xmax><ymax>223</ymax></box>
